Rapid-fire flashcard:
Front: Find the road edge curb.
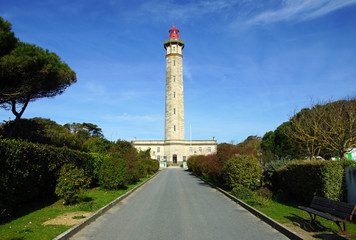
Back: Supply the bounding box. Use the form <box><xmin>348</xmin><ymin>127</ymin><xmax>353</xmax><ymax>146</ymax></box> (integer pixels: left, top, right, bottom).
<box><xmin>193</xmin><ymin>173</ymin><xmax>305</xmax><ymax>240</ymax></box>
<box><xmin>53</xmin><ymin>171</ymin><xmax>161</xmax><ymax>240</ymax></box>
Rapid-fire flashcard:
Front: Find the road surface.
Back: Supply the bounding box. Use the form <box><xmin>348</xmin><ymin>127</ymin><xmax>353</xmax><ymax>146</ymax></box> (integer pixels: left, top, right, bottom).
<box><xmin>70</xmin><ymin>167</ymin><xmax>288</xmax><ymax>240</ymax></box>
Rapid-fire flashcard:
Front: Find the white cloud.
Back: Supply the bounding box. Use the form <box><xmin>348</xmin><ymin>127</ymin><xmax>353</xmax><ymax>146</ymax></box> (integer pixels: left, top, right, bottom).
<box><xmin>244</xmin><ymin>0</ymin><xmax>356</xmax><ymax>25</ymax></box>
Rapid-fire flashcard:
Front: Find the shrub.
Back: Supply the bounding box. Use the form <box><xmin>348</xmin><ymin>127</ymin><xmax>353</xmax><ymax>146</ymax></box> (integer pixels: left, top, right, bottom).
<box><xmin>231</xmin><ymin>186</ymin><xmax>254</xmax><ymax>200</ymax></box>
<box><xmin>99</xmin><ymin>157</ymin><xmax>128</xmax><ymax>189</ymax></box>
<box><xmin>55</xmin><ymin>163</ymin><xmax>91</xmax><ymax>204</ymax></box>
<box><xmin>262</xmin><ymin>157</ymin><xmax>295</xmax><ymax>189</ymax></box>
<box><xmin>89</xmin><ymin>153</ymin><xmax>110</xmax><ymax>185</ymax></box>
<box><xmin>0</xmin><ymin>138</ymin><xmax>94</xmax><ymax>217</ymax></box>
<box><xmin>187</xmin><ymin>155</ymin><xmax>207</xmax><ymax>177</ymax></box>
<box><xmin>224</xmin><ymin>155</ymin><xmax>262</xmax><ymax>190</ymax></box>
<box><xmin>254</xmin><ymin>194</ymin><xmax>271</xmax><ymax>206</ymax></box>
<box><xmin>257</xmin><ymin>187</ymin><xmax>273</xmax><ymax>200</ymax></box>
<box><xmin>276</xmin><ymin>160</ymin><xmax>344</xmax><ymax>204</ymax></box>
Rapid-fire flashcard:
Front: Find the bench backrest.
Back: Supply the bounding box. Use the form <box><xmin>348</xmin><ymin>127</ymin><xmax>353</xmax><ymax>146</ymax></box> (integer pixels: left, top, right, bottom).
<box><xmin>310</xmin><ymin>196</ymin><xmax>356</xmax><ymax>221</ymax></box>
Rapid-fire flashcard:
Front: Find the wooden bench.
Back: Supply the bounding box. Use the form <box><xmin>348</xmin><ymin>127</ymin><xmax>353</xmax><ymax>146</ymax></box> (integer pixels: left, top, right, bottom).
<box><xmin>298</xmin><ymin>196</ymin><xmax>356</xmax><ymax>235</ymax></box>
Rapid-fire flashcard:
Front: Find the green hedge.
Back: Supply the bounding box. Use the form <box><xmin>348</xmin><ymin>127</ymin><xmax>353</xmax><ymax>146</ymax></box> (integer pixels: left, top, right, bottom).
<box><xmin>276</xmin><ymin>160</ymin><xmax>344</xmax><ymax>204</ymax></box>
<box><xmin>0</xmin><ymin>138</ymin><xmax>93</xmax><ymax>217</ymax></box>
<box><xmin>224</xmin><ymin>155</ymin><xmax>262</xmax><ymax>190</ymax></box>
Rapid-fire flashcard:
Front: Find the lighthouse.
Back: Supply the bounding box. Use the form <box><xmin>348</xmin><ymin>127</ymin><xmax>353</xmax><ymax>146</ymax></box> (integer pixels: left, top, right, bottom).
<box><xmin>132</xmin><ymin>26</ymin><xmax>217</xmax><ymax>166</ymax></box>
<box><xmin>164</xmin><ymin>26</ymin><xmax>185</xmax><ymax>141</ymax></box>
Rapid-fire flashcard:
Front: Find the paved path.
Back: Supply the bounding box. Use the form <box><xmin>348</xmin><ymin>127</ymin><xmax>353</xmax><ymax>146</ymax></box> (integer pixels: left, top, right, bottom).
<box><xmin>71</xmin><ymin>168</ymin><xmax>288</xmax><ymax>240</ymax></box>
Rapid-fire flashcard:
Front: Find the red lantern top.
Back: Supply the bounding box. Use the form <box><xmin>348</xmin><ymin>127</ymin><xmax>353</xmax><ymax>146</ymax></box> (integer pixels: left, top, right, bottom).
<box><xmin>169</xmin><ymin>26</ymin><xmax>179</xmax><ymax>38</ymax></box>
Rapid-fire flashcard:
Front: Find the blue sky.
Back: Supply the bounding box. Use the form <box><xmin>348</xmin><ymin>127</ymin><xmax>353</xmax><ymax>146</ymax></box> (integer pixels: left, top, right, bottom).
<box><xmin>1</xmin><ymin>0</ymin><xmax>356</xmax><ymax>143</ymax></box>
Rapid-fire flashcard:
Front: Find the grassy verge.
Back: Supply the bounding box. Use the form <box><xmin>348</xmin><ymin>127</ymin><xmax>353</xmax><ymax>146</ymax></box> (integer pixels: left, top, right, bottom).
<box><xmin>0</xmin><ymin>174</ymin><xmax>156</xmax><ymax>240</ymax></box>
<box><xmin>239</xmin><ymin>195</ymin><xmax>356</xmax><ymax>238</ymax></box>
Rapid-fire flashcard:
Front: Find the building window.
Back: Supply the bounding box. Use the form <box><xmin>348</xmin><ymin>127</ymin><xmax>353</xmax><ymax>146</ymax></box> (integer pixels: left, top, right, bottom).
<box><xmin>173</xmin><ymin>76</ymin><xmax>175</xmax><ymax>82</ymax></box>
<box><xmin>190</xmin><ymin>147</ymin><xmax>192</xmax><ymax>153</ymax></box>
<box><xmin>173</xmin><ymin>60</ymin><xmax>175</xmax><ymax>66</ymax></box>
<box><xmin>174</xmin><ymin>125</ymin><xmax>176</xmax><ymax>131</ymax></box>
<box><xmin>157</xmin><ymin>155</ymin><xmax>160</xmax><ymax>161</ymax></box>
<box><xmin>183</xmin><ymin>156</ymin><xmax>186</xmax><ymax>162</ymax></box>
<box><xmin>199</xmin><ymin>147</ymin><xmax>202</xmax><ymax>153</ymax></box>
<box><xmin>157</xmin><ymin>147</ymin><xmax>160</xmax><ymax>153</ymax></box>
<box><xmin>174</xmin><ymin>108</ymin><xmax>176</xmax><ymax>114</ymax></box>
<box><xmin>173</xmin><ymin>46</ymin><xmax>176</xmax><ymax>51</ymax></box>
<box><xmin>174</xmin><ymin>92</ymin><xmax>175</xmax><ymax>98</ymax></box>
<box><xmin>208</xmin><ymin>147</ymin><xmax>211</xmax><ymax>153</ymax></box>
<box><xmin>153</xmin><ymin>151</ymin><xmax>156</xmax><ymax>156</ymax></box>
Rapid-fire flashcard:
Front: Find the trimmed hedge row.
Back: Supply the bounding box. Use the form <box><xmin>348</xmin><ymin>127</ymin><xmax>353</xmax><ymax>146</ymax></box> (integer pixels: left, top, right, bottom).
<box><xmin>276</xmin><ymin>160</ymin><xmax>344</xmax><ymax>204</ymax></box>
<box><xmin>0</xmin><ymin>138</ymin><xmax>94</xmax><ymax>216</ymax></box>
<box><xmin>0</xmin><ymin>138</ymin><xmax>160</xmax><ymax>217</ymax></box>
<box><xmin>187</xmin><ymin>154</ymin><xmax>263</xmax><ymax>190</ymax></box>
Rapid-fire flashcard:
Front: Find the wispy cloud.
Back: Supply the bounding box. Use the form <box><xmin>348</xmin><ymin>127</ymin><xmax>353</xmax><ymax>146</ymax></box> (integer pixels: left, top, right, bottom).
<box><xmin>243</xmin><ymin>0</ymin><xmax>356</xmax><ymax>25</ymax></box>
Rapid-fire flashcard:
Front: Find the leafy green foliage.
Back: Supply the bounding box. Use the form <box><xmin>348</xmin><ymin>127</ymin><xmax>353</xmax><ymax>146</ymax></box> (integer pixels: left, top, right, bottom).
<box><xmin>0</xmin><ymin>118</ymin><xmax>110</xmax><ymax>152</ymax></box>
<box><xmin>0</xmin><ymin>42</ymin><xmax>76</xmax><ymax>123</ymax></box>
<box><xmin>0</xmin><ymin>138</ymin><xmax>94</xmax><ymax>218</ymax></box>
<box><xmin>276</xmin><ymin>160</ymin><xmax>344</xmax><ymax>204</ymax></box>
<box><xmin>99</xmin><ymin>157</ymin><xmax>128</xmax><ymax>190</ymax></box>
<box><xmin>55</xmin><ymin>164</ymin><xmax>91</xmax><ymax>204</ymax></box>
<box><xmin>261</xmin><ymin>122</ymin><xmax>304</xmax><ymax>162</ymax></box>
<box><xmin>0</xmin><ymin>16</ymin><xmax>18</xmax><ymax>57</ymax></box>
<box><xmin>83</xmin><ymin>136</ymin><xmax>113</xmax><ymax>153</ymax></box>
<box><xmin>231</xmin><ymin>186</ymin><xmax>254</xmax><ymax>200</ymax></box>
<box><xmin>224</xmin><ymin>155</ymin><xmax>263</xmax><ymax>189</ymax></box>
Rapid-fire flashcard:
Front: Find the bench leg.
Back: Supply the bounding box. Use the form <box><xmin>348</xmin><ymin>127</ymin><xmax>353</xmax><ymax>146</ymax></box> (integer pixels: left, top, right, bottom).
<box><xmin>308</xmin><ymin>213</ymin><xmax>318</xmax><ymax>222</ymax></box>
<box><xmin>335</xmin><ymin>221</ymin><xmax>349</xmax><ymax>235</ymax></box>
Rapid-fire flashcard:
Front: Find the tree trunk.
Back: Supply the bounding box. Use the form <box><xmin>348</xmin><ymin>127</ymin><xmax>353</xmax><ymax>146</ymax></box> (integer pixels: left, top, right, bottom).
<box><xmin>9</xmin><ymin>97</ymin><xmax>30</xmax><ymax>138</ymax></box>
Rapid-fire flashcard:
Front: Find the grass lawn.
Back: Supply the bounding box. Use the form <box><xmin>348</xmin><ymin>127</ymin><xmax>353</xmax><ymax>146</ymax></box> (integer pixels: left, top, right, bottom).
<box><xmin>0</xmin><ymin>174</ymin><xmax>155</xmax><ymax>240</ymax></box>
<box><xmin>243</xmin><ymin>198</ymin><xmax>356</xmax><ymax>239</ymax></box>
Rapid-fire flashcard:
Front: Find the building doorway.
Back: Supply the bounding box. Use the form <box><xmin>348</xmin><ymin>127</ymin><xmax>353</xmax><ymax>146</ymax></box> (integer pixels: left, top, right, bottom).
<box><xmin>173</xmin><ymin>154</ymin><xmax>177</xmax><ymax>164</ymax></box>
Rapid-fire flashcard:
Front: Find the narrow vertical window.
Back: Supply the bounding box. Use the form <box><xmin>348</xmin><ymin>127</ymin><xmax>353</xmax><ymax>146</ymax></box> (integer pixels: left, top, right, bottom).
<box><xmin>199</xmin><ymin>147</ymin><xmax>202</xmax><ymax>153</ymax></box>
<box><xmin>208</xmin><ymin>147</ymin><xmax>211</xmax><ymax>153</ymax></box>
<box><xmin>173</xmin><ymin>76</ymin><xmax>175</xmax><ymax>82</ymax></box>
<box><xmin>174</xmin><ymin>108</ymin><xmax>176</xmax><ymax>114</ymax></box>
<box><xmin>173</xmin><ymin>60</ymin><xmax>175</xmax><ymax>66</ymax></box>
<box><xmin>174</xmin><ymin>92</ymin><xmax>175</xmax><ymax>98</ymax></box>
<box><xmin>174</xmin><ymin>125</ymin><xmax>176</xmax><ymax>131</ymax></box>
<box><xmin>189</xmin><ymin>147</ymin><xmax>192</xmax><ymax>153</ymax></box>
<box><xmin>173</xmin><ymin>46</ymin><xmax>176</xmax><ymax>51</ymax></box>
<box><xmin>157</xmin><ymin>147</ymin><xmax>160</xmax><ymax>153</ymax></box>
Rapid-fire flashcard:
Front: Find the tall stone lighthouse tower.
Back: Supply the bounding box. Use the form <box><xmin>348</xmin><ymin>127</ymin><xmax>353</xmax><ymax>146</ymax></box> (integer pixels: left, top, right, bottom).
<box><xmin>132</xmin><ymin>26</ymin><xmax>217</xmax><ymax>166</ymax></box>
<box><xmin>164</xmin><ymin>26</ymin><xmax>185</xmax><ymax>142</ymax></box>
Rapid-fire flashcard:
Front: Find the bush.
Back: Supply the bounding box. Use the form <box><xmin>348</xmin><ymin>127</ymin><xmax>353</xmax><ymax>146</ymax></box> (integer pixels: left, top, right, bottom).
<box><xmin>224</xmin><ymin>155</ymin><xmax>262</xmax><ymax>190</ymax></box>
<box><xmin>187</xmin><ymin>155</ymin><xmax>210</xmax><ymax>178</ymax></box>
<box><xmin>262</xmin><ymin>157</ymin><xmax>295</xmax><ymax>189</ymax></box>
<box><xmin>254</xmin><ymin>194</ymin><xmax>271</xmax><ymax>207</ymax></box>
<box><xmin>89</xmin><ymin>153</ymin><xmax>110</xmax><ymax>185</ymax></box>
<box><xmin>276</xmin><ymin>160</ymin><xmax>344</xmax><ymax>204</ymax></box>
<box><xmin>231</xmin><ymin>186</ymin><xmax>254</xmax><ymax>200</ymax></box>
<box><xmin>55</xmin><ymin>163</ymin><xmax>91</xmax><ymax>204</ymax></box>
<box><xmin>0</xmin><ymin>138</ymin><xmax>94</xmax><ymax>217</ymax></box>
<box><xmin>99</xmin><ymin>157</ymin><xmax>128</xmax><ymax>190</ymax></box>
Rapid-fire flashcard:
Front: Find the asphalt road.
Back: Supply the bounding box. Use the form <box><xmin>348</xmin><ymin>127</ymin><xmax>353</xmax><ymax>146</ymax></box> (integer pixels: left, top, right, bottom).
<box><xmin>70</xmin><ymin>168</ymin><xmax>288</xmax><ymax>240</ymax></box>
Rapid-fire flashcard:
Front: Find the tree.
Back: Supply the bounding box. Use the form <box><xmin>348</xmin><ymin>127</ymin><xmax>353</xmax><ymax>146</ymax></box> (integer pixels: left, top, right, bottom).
<box><xmin>289</xmin><ymin>98</ymin><xmax>356</xmax><ymax>159</ymax></box>
<box><xmin>289</xmin><ymin>108</ymin><xmax>323</xmax><ymax>159</ymax></box>
<box><xmin>0</xmin><ymin>17</ymin><xmax>18</xmax><ymax>57</ymax></box>
<box><xmin>0</xmin><ymin>42</ymin><xmax>76</xmax><ymax>128</ymax></box>
<box><xmin>82</xmin><ymin>122</ymin><xmax>104</xmax><ymax>137</ymax></box>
